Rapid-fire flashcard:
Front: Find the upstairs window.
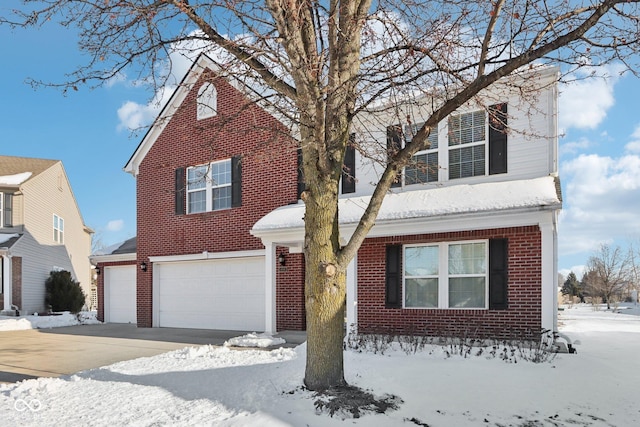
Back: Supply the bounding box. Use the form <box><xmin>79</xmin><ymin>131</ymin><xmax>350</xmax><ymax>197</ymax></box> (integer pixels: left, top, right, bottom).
<box><xmin>448</xmin><ymin>110</ymin><xmax>486</xmax><ymax>179</ymax></box>
<box><xmin>387</xmin><ymin>104</ymin><xmax>507</xmax><ymax>187</ymax></box>
<box><xmin>53</xmin><ymin>214</ymin><xmax>64</xmax><ymax>244</ymax></box>
<box><xmin>187</xmin><ymin>160</ymin><xmax>232</xmax><ymax>213</ymax></box>
<box><xmin>179</xmin><ymin>157</ymin><xmax>242</xmax><ymax>215</ymax></box>
<box><xmin>0</xmin><ymin>193</ymin><xmax>12</xmax><ymax>227</ymax></box>
<box><xmin>196</xmin><ymin>83</ymin><xmax>218</xmax><ymax>120</ymax></box>
<box><xmin>404</xmin><ymin>123</ymin><xmax>439</xmax><ymax>185</ymax></box>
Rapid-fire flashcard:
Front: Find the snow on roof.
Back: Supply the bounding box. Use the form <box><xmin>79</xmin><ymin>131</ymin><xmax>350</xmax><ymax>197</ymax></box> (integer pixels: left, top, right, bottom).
<box><xmin>0</xmin><ymin>233</ymin><xmax>20</xmax><ymax>245</ymax></box>
<box><xmin>253</xmin><ymin>176</ymin><xmax>561</xmax><ymax>232</ymax></box>
<box><xmin>0</xmin><ymin>172</ymin><xmax>32</xmax><ymax>186</ymax></box>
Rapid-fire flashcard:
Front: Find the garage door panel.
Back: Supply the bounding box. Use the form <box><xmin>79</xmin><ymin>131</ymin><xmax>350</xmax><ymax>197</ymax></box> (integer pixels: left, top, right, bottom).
<box><xmin>105</xmin><ymin>266</ymin><xmax>137</xmax><ymax>324</ymax></box>
<box><xmin>156</xmin><ymin>257</ymin><xmax>265</xmax><ymax>331</ymax></box>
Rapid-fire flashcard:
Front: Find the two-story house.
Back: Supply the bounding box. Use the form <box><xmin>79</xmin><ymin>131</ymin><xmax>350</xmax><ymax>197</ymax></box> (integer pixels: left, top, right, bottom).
<box><xmin>0</xmin><ymin>155</ymin><xmax>93</xmax><ymax>315</ymax></box>
<box><xmin>95</xmin><ymin>54</ymin><xmax>561</xmax><ymax>338</ymax></box>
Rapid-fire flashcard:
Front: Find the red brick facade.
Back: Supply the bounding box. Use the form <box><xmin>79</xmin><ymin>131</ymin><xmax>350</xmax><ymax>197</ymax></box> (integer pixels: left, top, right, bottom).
<box><xmin>356</xmin><ymin>226</ymin><xmax>542</xmax><ymax>337</ymax></box>
<box><xmin>276</xmin><ymin>249</ymin><xmax>306</xmax><ymax>331</ymax></box>
<box><xmin>135</xmin><ymin>70</ymin><xmax>299</xmax><ymax>327</ymax></box>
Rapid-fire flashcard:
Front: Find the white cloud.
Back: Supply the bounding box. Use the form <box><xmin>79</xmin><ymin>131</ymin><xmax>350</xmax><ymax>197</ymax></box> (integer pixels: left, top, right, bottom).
<box><xmin>559</xmin><ymin>153</ymin><xmax>640</xmax><ymax>256</ymax></box>
<box><xmin>559</xmin><ymin>137</ymin><xmax>592</xmax><ymax>156</ymax></box>
<box><xmin>625</xmin><ymin>125</ymin><xmax>640</xmax><ymax>153</ymax></box>
<box><xmin>558</xmin><ymin>63</ymin><xmax>625</xmax><ymax>132</ymax></box>
<box><xmin>106</xmin><ymin>219</ymin><xmax>124</xmax><ymax>232</ymax></box>
<box><xmin>115</xmin><ymin>31</ymin><xmax>226</xmax><ymax>132</ymax></box>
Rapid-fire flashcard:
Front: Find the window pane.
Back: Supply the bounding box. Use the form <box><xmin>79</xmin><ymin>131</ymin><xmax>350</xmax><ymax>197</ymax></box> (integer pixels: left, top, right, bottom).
<box><xmin>406</xmin><ymin>153</ymin><xmax>438</xmax><ymax>184</ymax></box>
<box><xmin>448</xmin><ymin>110</ymin><xmax>486</xmax><ymax>146</ymax></box>
<box><xmin>405</xmin><ymin>278</ymin><xmax>438</xmax><ymax>307</ymax></box>
<box><xmin>449</xmin><ymin>277</ymin><xmax>485</xmax><ymax>308</ymax></box>
<box><xmin>59</xmin><ymin>218</ymin><xmax>64</xmax><ymax>232</ymax></box>
<box><xmin>212</xmin><ymin>160</ymin><xmax>231</xmax><ymax>186</ymax></box>
<box><xmin>449</xmin><ymin>242</ymin><xmax>486</xmax><ymax>274</ymax></box>
<box><xmin>188</xmin><ymin>190</ymin><xmax>206</xmax><ymax>213</ymax></box>
<box><xmin>405</xmin><ymin>246</ymin><xmax>439</xmax><ymax>276</ymax></box>
<box><xmin>187</xmin><ymin>166</ymin><xmax>207</xmax><ymax>190</ymax></box>
<box><xmin>213</xmin><ymin>186</ymin><xmax>232</xmax><ymax>210</ymax></box>
<box><xmin>449</xmin><ymin>145</ymin><xmax>485</xmax><ymax>179</ymax></box>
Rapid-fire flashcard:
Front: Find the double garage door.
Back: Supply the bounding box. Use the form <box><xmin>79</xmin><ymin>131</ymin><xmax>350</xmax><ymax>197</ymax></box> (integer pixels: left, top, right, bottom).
<box><xmin>155</xmin><ymin>256</ymin><xmax>266</xmax><ymax>331</ymax></box>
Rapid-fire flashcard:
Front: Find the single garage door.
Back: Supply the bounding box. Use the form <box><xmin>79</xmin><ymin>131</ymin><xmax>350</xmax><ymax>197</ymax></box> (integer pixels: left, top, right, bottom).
<box><xmin>104</xmin><ymin>265</ymin><xmax>137</xmax><ymax>324</ymax></box>
<box><xmin>156</xmin><ymin>257</ymin><xmax>265</xmax><ymax>331</ymax></box>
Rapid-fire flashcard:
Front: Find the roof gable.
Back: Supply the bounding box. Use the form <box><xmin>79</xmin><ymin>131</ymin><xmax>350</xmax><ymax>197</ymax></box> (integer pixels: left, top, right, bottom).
<box><xmin>0</xmin><ymin>155</ymin><xmax>58</xmax><ymax>186</ymax></box>
<box><xmin>124</xmin><ymin>54</ymin><xmax>296</xmax><ymax>176</ymax></box>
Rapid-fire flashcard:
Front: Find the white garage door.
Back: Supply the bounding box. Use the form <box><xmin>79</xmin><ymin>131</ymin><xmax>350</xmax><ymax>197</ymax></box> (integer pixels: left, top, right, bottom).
<box><xmin>104</xmin><ymin>265</ymin><xmax>137</xmax><ymax>324</ymax></box>
<box><xmin>156</xmin><ymin>257</ymin><xmax>265</xmax><ymax>331</ymax></box>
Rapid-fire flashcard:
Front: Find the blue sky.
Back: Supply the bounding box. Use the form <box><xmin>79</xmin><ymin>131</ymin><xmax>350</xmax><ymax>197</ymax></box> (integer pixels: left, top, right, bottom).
<box><xmin>1</xmin><ymin>11</ymin><xmax>639</xmax><ymax>280</ymax></box>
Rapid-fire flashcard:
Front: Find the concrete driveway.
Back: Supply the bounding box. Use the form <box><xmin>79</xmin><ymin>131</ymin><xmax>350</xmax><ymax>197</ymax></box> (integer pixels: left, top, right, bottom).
<box><xmin>0</xmin><ymin>324</ymin><xmax>306</xmax><ymax>384</ymax></box>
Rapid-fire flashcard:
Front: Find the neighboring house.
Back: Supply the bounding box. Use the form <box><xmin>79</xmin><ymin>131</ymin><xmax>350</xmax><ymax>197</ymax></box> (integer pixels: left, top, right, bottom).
<box><xmin>95</xmin><ymin>54</ymin><xmax>561</xmax><ymax>338</ymax></box>
<box><xmin>0</xmin><ymin>155</ymin><xmax>93</xmax><ymax>315</ymax></box>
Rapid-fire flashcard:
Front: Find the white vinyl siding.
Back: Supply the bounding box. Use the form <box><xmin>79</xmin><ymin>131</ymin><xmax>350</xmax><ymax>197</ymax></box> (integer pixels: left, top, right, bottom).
<box><xmin>15</xmin><ymin>162</ymin><xmax>92</xmax><ymax>312</ymax></box>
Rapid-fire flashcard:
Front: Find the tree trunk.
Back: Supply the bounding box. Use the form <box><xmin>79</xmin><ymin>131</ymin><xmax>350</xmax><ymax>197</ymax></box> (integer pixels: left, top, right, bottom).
<box><xmin>303</xmin><ymin>179</ymin><xmax>347</xmax><ymax>390</ymax></box>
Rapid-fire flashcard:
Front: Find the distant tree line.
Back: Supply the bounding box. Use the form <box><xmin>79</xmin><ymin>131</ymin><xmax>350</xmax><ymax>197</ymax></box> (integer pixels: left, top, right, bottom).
<box><xmin>563</xmin><ymin>243</ymin><xmax>640</xmax><ymax>309</ymax></box>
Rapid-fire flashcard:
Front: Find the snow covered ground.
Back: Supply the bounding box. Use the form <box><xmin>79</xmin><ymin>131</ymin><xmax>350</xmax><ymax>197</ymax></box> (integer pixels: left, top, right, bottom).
<box><xmin>1</xmin><ymin>304</ymin><xmax>639</xmax><ymax>426</ymax></box>
<box><xmin>0</xmin><ymin>311</ymin><xmax>100</xmax><ymax>331</ymax></box>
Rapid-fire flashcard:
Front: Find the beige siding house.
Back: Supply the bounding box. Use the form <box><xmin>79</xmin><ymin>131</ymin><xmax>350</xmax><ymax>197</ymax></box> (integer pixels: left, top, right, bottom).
<box><xmin>0</xmin><ymin>155</ymin><xmax>93</xmax><ymax>315</ymax></box>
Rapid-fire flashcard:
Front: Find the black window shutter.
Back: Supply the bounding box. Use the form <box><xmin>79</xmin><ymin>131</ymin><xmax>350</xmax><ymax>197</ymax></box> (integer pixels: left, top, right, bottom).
<box><xmin>489</xmin><ymin>238</ymin><xmax>509</xmax><ymax>310</ymax></box>
<box><xmin>231</xmin><ymin>155</ymin><xmax>242</xmax><ymax>207</ymax></box>
<box><xmin>385</xmin><ymin>244</ymin><xmax>403</xmax><ymax>308</ymax></box>
<box><xmin>342</xmin><ymin>133</ymin><xmax>356</xmax><ymax>194</ymax></box>
<box><xmin>297</xmin><ymin>148</ymin><xmax>305</xmax><ymax>199</ymax></box>
<box><xmin>387</xmin><ymin>125</ymin><xmax>402</xmax><ymax>188</ymax></box>
<box><xmin>174</xmin><ymin>167</ymin><xmax>186</xmax><ymax>215</ymax></box>
<box><xmin>489</xmin><ymin>103</ymin><xmax>508</xmax><ymax>175</ymax></box>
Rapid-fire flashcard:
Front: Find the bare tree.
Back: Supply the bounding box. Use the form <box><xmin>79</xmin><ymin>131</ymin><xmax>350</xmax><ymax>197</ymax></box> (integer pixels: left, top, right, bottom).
<box><xmin>584</xmin><ymin>244</ymin><xmax>631</xmax><ymax>309</ymax></box>
<box><xmin>3</xmin><ymin>0</ymin><xmax>640</xmax><ymax>390</ymax></box>
<box><xmin>628</xmin><ymin>241</ymin><xmax>640</xmax><ymax>302</ymax></box>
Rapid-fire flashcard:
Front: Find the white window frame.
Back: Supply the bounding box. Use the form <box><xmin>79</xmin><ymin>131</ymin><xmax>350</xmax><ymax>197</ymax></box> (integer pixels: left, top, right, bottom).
<box><xmin>403</xmin><ymin>240</ymin><xmax>489</xmax><ymax>310</ymax></box>
<box><xmin>0</xmin><ymin>192</ymin><xmax>3</xmax><ymax>227</ymax></box>
<box><xmin>447</xmin><ymin>109</ymin><xmax>487</xmax><ymax>180</ymax></box>
<box><xmin>186</xmin><ymin>159</ymin><xmax>232</xmax><ymax>214</ymax></box>
<box><xmin>395</xmin><ymin>108</ymin><xmax>491</xmax><ymax>187</ymax></box>
<box><xmin>53</xmin><ymin>214</ymin><xmax>64</xmax><ymax>244</ymax></box>
<box><xmin>196</xmin><ymin>82</ymin><xmax>218</xmax><ymax>120</ymax></box>
<box><xmin>403</xmin><ymin>122</ymin><xmax>440</xmax><ymax>185</ymax></box>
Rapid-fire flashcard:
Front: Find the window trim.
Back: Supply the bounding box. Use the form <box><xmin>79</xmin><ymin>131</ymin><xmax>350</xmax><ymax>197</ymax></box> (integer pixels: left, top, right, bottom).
<box><xmin>388</xmin><ymin>103</ymin><xmax>507</xmax><ymax>187</ymax></box>
<box><xmin>403</xmin><ymin>240</ymin><xmax>489</xmax><ymax>310</ymax></box>
<box><xmin>447</xmin><ymin>109</ymin><xmax>488</xmax><ymax>180</ymax></box>
<box><xmin>404</xmin><ymin>122</ymin><xmax>440</xmax><ymax>185</ymax></box>
<box><xmin>53</xmin><ymin>214</ymin><xmax>64</xmax><ymax>244</ymax></box>
<box><xmin>196</xmin><ymin>82</ymin><xmax>218</xmax><ymax>120</ymax></box>
<box><xmin>186</xmin><ymin>159</ymin><xmax>233</xmax><ymax>214</ymax></box>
